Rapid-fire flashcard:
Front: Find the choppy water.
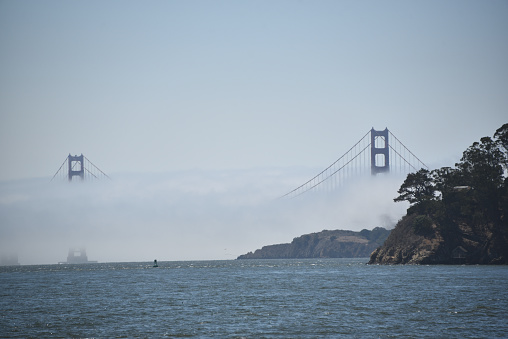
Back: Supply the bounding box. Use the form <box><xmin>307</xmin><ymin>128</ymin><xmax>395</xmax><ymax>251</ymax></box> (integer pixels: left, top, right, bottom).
<box><xmin>1</xmin><ymin>258</ymin><xmax>507</xmax><ymax>338</ymax></box>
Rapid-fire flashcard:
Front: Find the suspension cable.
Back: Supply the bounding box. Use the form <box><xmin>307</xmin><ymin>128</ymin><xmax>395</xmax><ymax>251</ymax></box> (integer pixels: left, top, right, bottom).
<box><xmin>50</xmin><ymin>157</ymin><xmax>68</xmax><ymax>182</ymax></box>
<box><xmin>279</xmin><ymin>130</ymin><xmax>370</xmax><ymax>198</ymax></box>
<box><xmin>282</xmin><ymin>143</ymin><xmax>370</xmax><ymax>199</ymax></box>
<box><xmin>83</xmin><ymin>156</ymin><xmax>111</xmax><ymax>180</ymax></box>
<box><xmin>388</xmin><ymin>131</ymin><xmax>428</xmax><ymax>169</ymax></box>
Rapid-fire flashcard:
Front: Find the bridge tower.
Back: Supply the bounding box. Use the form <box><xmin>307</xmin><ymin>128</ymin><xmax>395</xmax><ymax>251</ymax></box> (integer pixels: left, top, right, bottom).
<box><xmin>371</xmin><ymin>128</ymin><xmax>390</xmax><ymax>175</ymax></box>
<box><xmin>68</xmin><ymin>154</ymin><xmax>84</xmax><ymax>181</ymax></box>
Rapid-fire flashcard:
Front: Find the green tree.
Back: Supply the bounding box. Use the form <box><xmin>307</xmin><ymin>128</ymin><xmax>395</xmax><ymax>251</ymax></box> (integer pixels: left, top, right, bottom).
<box><xmin>450</xmin><ymin>134</ymin><xmax>505</xmax><ymax>221</ymax></box>
<box><xmin>394</xmin><ymin>124</ymin><xmax>508</xmax><ymax>222</ymax></box>
<box><xmin>431</xmin><ymin>167</ymin><xmax>460</xmax><ymax>197</ymax></box>
<box><xmin>493</xmin><ymin>124</ymin><xmax>508</xmax><ymax>219</ymax></box>
<box><xmin>394</xmin><ymin>168</ymin><xmax>435</xmax><ymax>205</ymax></box>
<box><xmin>456</xmin><ymin>137</ymin><xmax>505</xmax><ymax>191</ymax></box>
<box><xmin>494</xmin><ymin>123</ymin><xmax>508</xmax><ymax>170</ymax></box>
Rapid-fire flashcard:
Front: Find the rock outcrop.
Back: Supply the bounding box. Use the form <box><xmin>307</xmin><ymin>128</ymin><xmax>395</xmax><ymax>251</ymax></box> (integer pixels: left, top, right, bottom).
<box><xmin>370</xmin><ymin>124</ymin><xmax>508</xmax><ymax>264</ymax></box>
<box><xmin>238</xmin><ymin>228</ymin><xmax>390</xmax><ymax>259</ymax></box>
<box><xmin>369</xmin><ymin>214</ymin><xmax>508</xmax><ymax>265</ymax></box>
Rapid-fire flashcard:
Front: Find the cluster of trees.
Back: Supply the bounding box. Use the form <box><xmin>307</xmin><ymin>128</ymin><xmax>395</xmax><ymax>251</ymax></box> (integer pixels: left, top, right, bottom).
<box><xmin>359</xmin><ymin>227</ymin><xmax>392</xmax><ymax>246</ymax></box>
<box><xmin>394</xmin><ymin>124</ymin><xmax>508</xmax><ymax>229</ymax></box>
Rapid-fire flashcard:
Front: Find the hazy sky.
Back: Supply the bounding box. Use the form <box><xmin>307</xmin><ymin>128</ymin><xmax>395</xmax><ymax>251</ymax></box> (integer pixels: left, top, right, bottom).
<box><xmin>1</xmin><ymin>1</ymin><xmax>507</xmax><ymax>264</ymax></box>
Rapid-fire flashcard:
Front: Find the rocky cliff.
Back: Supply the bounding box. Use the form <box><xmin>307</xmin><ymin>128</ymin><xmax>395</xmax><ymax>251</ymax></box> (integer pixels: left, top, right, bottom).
<box><xmin>238</xmin><ymin>228</ymin><xmax>390</xmax><ymax>259</ymax></box>
<box><xmin>369</xmin><ymin>124</ymin><xmax>508</xmax><ymax>265</ymax></box>
<box><xmin>369</xmin><ymin>214</ymin><xmax>508</xmax><ymax>265</ymax></box>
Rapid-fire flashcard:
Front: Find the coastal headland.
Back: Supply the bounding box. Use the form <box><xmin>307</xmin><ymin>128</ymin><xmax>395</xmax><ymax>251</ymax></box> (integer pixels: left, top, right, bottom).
<box><xmin>240</xmin><ymin>124</ymin><xmax>508</xmax><ymax>265</ymax></box>
<box><xmin>370</xmin><ymin>123</ymin><xmax>508</xmax><ymax>264</ymax></box>
<box><xmin>237</xmin><ymin>228</ymin><xmax>390</xmax><ymax>259</ymax></box>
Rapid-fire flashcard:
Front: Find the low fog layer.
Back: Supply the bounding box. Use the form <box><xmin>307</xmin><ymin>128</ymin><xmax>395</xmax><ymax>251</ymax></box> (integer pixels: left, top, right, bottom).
<box><xmin>0</xmin><ymin>169</ymin><xmax>408</xmax><ymax>265</ymax></box>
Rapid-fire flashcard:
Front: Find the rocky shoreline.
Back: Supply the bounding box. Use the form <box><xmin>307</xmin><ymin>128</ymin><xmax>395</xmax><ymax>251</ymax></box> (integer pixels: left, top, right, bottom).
<box><xmin>368</xmin><ymin>213</ymin><xmax>508</xmax><ymax>265</ymax></box>
<box><xmin>369</xmin><ymin>124</ymin><xmax>508</xmax><ymax>265</ymax></box>
<box><xmin>238</xmin><ymin>228</ymin><xmax>390</xmax><ymax>259</ymax></box>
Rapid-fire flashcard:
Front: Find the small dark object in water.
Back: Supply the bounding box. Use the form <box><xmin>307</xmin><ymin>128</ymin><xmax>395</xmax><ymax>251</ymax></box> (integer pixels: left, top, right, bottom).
<box><xmin>153</xmin><ymin>259</ymin><xmax>158</xmax><ymax>267</ymax></box>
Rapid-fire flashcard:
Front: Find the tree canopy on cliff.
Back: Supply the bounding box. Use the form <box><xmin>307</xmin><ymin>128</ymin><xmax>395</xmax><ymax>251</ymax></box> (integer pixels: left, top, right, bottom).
<box><xmin>370</xmin><ymin>124</ymin><xmax>508</xmax><ymax>265</ymax></box>
<box><xmin>395</xmin><ymin>123</ymin><xmax>508</xmax><ymax>224</ymax></box>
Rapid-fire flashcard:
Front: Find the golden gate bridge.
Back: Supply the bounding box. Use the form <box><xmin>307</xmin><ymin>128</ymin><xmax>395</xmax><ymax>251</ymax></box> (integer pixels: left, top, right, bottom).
<box><xmin>280</xmin><ymin>127</ymin><xmax>427</xmax><ymax>199</ymax></box>
<box><xmin>50</xmin><ymin>128</ymin><xmax>426</xmax><ymax>192</ymax></box>
<box><xmin>51</xmin><ymin>153</ymin><xmax>110</xmax><ymax>182</ymax></box>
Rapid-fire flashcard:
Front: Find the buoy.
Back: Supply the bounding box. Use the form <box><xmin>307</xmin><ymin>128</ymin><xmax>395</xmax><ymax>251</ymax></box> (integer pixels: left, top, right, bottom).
<box><xmin>153</xmin><ymin>259</ymin><xmax>158</xmax><ymax>267</ymax></box>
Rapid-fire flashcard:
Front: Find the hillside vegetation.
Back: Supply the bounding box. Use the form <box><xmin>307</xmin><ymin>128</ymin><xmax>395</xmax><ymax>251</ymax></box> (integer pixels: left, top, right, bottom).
<box><xmin>370</xmin><ymin>123</ymin><xmax>508</xmax><ymax>264</ymax></box>
<box><xmin>238</xmin><ymin>228</ymin><xmax>390</xmax><ymax>259</ymax></box>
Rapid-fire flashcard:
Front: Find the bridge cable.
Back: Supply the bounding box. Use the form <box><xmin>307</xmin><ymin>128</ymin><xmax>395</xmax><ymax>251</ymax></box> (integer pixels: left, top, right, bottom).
<box><xmin>388</xmin><ymin>145</ymin><xmax>423</xmax><ymax>172</ymax></box>
<box><xmin>279</xmin><ymin>129</ymin><xmax>429</xmax><ymax>199</ymax></box>
<box><xmin>288</xmin><ymin>143</ymin><xmax>371</xmax><ymax>199</ymax></box>
<box><xmin>388</xmin><ymin>131</ymin><xmax>428</xmax><ymax>170</ymax></box>
<box><xmin>50</xmin><ymin>158</ymin><xmax>68</xmax><ymax>182</ymax></box>
<box><xmin>83</xmin><ymin>156</ymin><xmax>111</xmax><ymax>180</ymax></box>
<box><xmin>279</xmin><ymin>130</ymin><xmax>371</xmax><ymax>199</ymax></box>
<box><xmin>84</xmin><ymin>167</ymin><xmax>99</xmax><ymax>179</ymax></box>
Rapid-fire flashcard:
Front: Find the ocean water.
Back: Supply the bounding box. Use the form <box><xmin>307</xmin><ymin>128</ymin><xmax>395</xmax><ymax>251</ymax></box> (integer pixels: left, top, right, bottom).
<box><xmin>1</xmin><ymin>259</ymin><xmax>507</xmax><ymax>338</ymax></box>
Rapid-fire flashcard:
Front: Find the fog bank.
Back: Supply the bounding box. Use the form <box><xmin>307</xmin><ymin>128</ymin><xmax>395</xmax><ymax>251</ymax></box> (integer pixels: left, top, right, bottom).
<box><xmin>0</xmin><ymin>168</ymin><xmax>408</xmax><ymax>264</ymax></box>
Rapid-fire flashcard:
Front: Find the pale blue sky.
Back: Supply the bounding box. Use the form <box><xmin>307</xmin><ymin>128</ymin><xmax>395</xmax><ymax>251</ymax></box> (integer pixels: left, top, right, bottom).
<box><xmin>1</xmin><ymin>1</ymin><xmax>508</xmax><ymax>263</ymax></box>
<box><xmin>1</xmin><ymin>1</ymin><xmax>507</xmax><ymax>180</ymax></box>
